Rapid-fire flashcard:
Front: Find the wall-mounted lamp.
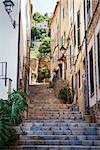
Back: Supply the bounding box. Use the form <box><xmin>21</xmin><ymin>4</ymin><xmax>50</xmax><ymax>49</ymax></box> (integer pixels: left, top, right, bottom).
<box><xmin>3</xmin><ymin>0</ymin><xmax>16</xmax><ymax>29</ymax></box>
<box><xmin>60</xmin><ymin>45</ymin><xmax>66</xmax><ymax>55</ymax></box>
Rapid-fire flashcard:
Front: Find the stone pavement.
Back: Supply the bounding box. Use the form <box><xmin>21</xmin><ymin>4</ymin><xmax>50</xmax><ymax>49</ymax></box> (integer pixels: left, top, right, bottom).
<box><xmin>10</xmin><ymin>83</ymin><xmax>100</xmax><ymax>149</ymax></box>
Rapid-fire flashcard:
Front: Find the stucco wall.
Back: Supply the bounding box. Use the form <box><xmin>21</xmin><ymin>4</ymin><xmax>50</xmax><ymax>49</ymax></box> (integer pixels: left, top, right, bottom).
<box><xmin>0</xmin><ymin>0</ymin><xmax>19</xmax><ymax>99</ymax></box>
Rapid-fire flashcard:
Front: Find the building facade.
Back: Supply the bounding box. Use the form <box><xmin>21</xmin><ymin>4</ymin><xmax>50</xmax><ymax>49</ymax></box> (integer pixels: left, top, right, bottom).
<box><xmin>86</xmin><ymin>0</ymin><xmax>100</xmax><ymax>122</ymax></box>
<box><xmin>50</xmin><ymin>0</ymin><xmax>100</xmax><ymax>122</ymax></box>
<box><xmin>0</xmin><ymin>0</ymin><xmax>32</xmax><ymax>99</ymax></box>
<box><xmin>50</xmin><ymin>1</ymin><xmax>60</xmax><ymax>78</ymax></box>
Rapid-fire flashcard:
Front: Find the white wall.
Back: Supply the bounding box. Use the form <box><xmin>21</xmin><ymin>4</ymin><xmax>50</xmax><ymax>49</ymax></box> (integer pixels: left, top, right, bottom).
<box><xmin>95</xmin><ymin>20</ymin><xmax>100</xmax><ymax>102</ymax></box>
<box><xmin>0</xmin><ymin>0</ymin><xmax>19</xmax><ymax>99</ymax></box>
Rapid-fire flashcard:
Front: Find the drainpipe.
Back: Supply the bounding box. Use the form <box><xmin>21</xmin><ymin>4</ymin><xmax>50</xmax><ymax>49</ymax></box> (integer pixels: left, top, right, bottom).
<box><xmin>83</xmin><ymin>0</ymin><xmax>90</xmax><ymax>114</ymax></box>
<box><xmin>17</xmin><ymin>1</ymin><xmax>21</xmax><ymax>90</ymax></box>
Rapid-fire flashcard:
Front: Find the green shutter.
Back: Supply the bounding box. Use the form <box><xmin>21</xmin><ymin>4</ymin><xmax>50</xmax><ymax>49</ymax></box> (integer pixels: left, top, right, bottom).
<box><xmin>63</xmin><ymin>8</ymin><xmax>64</xmax><ymax>19</ymax></box>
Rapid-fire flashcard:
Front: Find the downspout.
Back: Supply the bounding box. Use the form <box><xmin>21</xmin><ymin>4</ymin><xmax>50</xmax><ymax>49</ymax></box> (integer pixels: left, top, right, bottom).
<box><xmin>17</xmin><ymin>1</ymin><xmax>21</xmax><ymax>90</ymax></box>
<box><xmin>83</xmin><ymin>0</ymin><xmax>90</xmax><ymax>114</ymax></box>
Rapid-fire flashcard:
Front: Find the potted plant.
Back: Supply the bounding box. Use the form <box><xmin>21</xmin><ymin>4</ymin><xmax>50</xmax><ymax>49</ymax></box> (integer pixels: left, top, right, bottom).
<box><xmin>84</xmin><ymin>108</ymin><xmax>92</xmax><ymax>123</ymax></box>
<box><xmin>58</xmin><ymin>82</ymin><xmax>73</xmax><ymax>104</ymax></box>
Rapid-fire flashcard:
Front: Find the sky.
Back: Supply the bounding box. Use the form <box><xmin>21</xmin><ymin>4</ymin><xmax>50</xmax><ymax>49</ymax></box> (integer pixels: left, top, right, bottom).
<box><xmin>32</xmin><ymin>0</ymin><xmax>58</xmax><ymax>15</ymax></box>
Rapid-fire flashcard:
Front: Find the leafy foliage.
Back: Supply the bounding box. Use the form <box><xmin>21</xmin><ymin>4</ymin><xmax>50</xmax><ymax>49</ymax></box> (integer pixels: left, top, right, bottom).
<box><xmin>31</xmin><ymin>26</ymin><xmax>41</xmax><ymax>40</ymax></box>
<box><xmin>33</xmin><ymin>12</ymin><xmax>50</xmax><ymax>23</ymax></box>
<box><xmin>58</xmin><ymin>82</ymin><xmax>74</xmax><ymax>103</ymax></box>
<box><xmin>8</xmin><ymin>91</ymin><xmax>28</xmax><ymax>125</ymax></box>
<box><xmin>40</xmin><ymin>67</ymin><xmax>50</xmax><ymax>78</ymax></box>
<box><xmin>31</xmin><ymin>12</ymin><xmax>51</xmax><ymax>57</ymax></box>
<box><xmin>31</xmin><ymin>26</ymin><xmax>49</xmax><ymax>41</ymax></box>
<box><xmin>38</xmin><ymin>67</ymin><xmax>50</xmax><ymax>82</ymax></box>
<box><xmin>38</xmin><ymin>37</ymin><xmax>51</xmax><ymax>56</ymax></box>
<box><xmin>0</xmin><ymin>100</ymin><xmax>13</xmax><ymax>145</ymax></box>
<box><xmin>0</xmin><ymin>91</ymin><xmax>27</xmax><ymax>146</ymax></box>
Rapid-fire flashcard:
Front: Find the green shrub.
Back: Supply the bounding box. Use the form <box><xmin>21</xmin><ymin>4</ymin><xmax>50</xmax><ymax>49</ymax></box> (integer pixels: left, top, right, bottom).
<box><xmin>58</xmin><ymin>82</ymin><xmax>74</xmax><ymax>103</ymax></box>
<box><xmin>0</xmin><ymin>91</ymin><xmax>27</xmax><ymax>146</ymax></box>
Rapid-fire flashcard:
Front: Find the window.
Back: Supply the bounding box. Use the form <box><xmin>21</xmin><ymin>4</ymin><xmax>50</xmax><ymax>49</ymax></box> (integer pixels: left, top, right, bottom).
<box><xmin>72</xmin><ymin>76</ymin><xmax>74</xmax><ymax>101</ymax></box>
<box><xmin>64</xmin><ymin>32</ymin><xmax>66</xmax><ymax>44</ymax></box>
<box><xmin>70</xmin><ymin>45</ymin><xmax>72</xmax><ymax>68</ymax></box>
<box><xmin>89</xmin><ymin>47</ymin><xmax>94</xmax><ymax>94</ymax></box>
<box><xmin>61</xmin><ymin>36</ymin><xmax>64</xmax><ymax>46</ymax></box>
<box><xmin>78</xmin><ymin>70</ymin><xmax>80</xmax><ymax>88</ymax></box>
<box><xmin>64</xmin><ymin>62</ymin><xmax>66</xmax><ymax>80</ymax></box>
<box><xmin>52</xmin><ymin>56</ymin><xmax>54</xmax><ymax>64</ymax></box>
<box><xmin>59</xmin><ymin>64</ymin><xmax>62</xmax><ymax>78</ymax></box>
<box><xmin>77</xmin><ymin>10</ymin><xmax>80</xmax><ymax>48</ymax></box>
<box><xmin>75</xmin><ymin>73</ymin><xmax>78</xmax><ymax>100</ymax></box>
<box><xmin>97</xmin><ymin>32</ymin><xmax>100</xmax><ymax>86</ymax></box>
<box><xmin>74</xmin><ymin>24</ymin><xmax>76</xmax><ymax>46</ymax></box>
<box><xmin>72</xmin><ymin>76</ymin><xmax>74</xmax><ymax>90</ymax></box>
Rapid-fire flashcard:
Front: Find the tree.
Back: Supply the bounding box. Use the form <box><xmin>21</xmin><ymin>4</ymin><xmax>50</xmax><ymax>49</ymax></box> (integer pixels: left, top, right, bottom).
<box><xmin>31</xmin><ymin>26</ymin><xmax>41</xmax><ymax>40</ymax></box>
<box><xmin>33</xmin><ymin>12</ymin><xmax>45</xmax><ymax>23</ymax></box>
<box><xmin>33</xmin><ymin>12</ymin><xmax>50</xmax><ymax>24</ymax></box>
<box><xmin>40</xmin><ymin>67</ymin><xmax>50</xmax><ymax>78</ymax></box>
<box><xmin>38</xmin><ymin>67</ymin><xmax>50</xmax><ymax>82</ymax></box>
<box><xmin>38</xmin><ymin>37</ymin><xmax>51</xmax><ymax>56</ymax></box>
<box><xmin>44</xmin><ymin>13</ymin><xmax>50</xmax><ymax>23</ymax></box>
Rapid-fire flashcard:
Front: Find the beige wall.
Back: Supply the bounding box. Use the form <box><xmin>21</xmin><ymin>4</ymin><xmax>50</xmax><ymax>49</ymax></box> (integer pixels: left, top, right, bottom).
<box><xmin>50</xmin><ymin>1</ymin><xmax>60</xmax><ymax>73</ymax></box>
<box><xmin>50</xmin><ymin>0</ymin><xmax>100</xmax><ymax>116</ymax></box>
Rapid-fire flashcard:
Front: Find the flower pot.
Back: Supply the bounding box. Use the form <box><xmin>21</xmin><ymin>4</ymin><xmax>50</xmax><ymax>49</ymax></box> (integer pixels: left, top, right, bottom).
<box><xmin>60</xmin><ymin>99</ymin><xmax>67</xmax><ymax>104</ymax></box>
<box><xmin>84</xmin><ymin>114</ymin><xmax>92</xmax><ymax>123</ymax></box>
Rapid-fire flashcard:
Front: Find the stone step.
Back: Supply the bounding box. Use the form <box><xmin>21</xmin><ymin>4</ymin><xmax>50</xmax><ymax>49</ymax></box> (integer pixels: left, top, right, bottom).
<box><xmin>30</xmin><ymin>127</ymin><xmax>100</xmax><ymax>132</ymax></box>
<box><xmin>21</xmin><ymin>124</ymin><xmax>99</xmax><ymax>130</ymax></box>
<box><xmin>28</xmin><ymin>111</ymin><xmax>81</xmax><ymax>114</ymax></box>
<box><xmin>23</xmin><ymin>120</ymin><xmax>100</xmax><ymax>128</ymax></box>
<box><xmin>12</xmin><ymin>139</ymin><xmax>100</xmax><ymax>146</ymax></box>
<box><xmin>26</xmin><ymin>119</ymin><xmax>84</xmax><ymax>123</ymax></box>
<box><xmin>29</xmin><ymin>103</ymin><xmax>71</xmax><ymax>106</ymax></box>
<box><xmin>29</xmin><ymin>116</ymin><xmax>83</xmax><ymax>121</ymax></box>
<box><xmin>28</xmin><ymin>113</ymin><xmax>82</xmax><ymax>117</ymax></box>
<box><xmin>23</xmin><ymin>122</ymin><xmax>100</xmax><ymax>127</ymax></box>
<box><xmin>8</xmin><ymin>145</ymin><xmax>100</xmax><ymax>150</ymax></box>
<box><xmin>19</xmin><ymin>134</ymin><xmax>100</xmax><ymax>140</ymax></box>
<box><xmin>28</xmin><ymin>116</ymin><xmax>82</xmax><ymax>120</ymax></box>
<box><xmin>21</xmin><ymin>129</ymin><xmax>98</xmax><ymax>136</ymax></box>
<box><xmin>29</xmin><ymin>108</ymin><xmax>71</xmax><ymax>112</ymax></box>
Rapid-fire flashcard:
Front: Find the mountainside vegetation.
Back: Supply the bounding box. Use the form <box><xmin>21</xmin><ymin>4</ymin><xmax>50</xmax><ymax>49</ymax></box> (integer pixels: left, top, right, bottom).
<box><xmin>31</xmin><ymin>12</ymin><xmax>51</xmax><ymax>82</ymax></box>
<box><xmin>33</xmin><ymin>12</ymin><xmax>50</xmax><ymax>23</ymax></box>
<box><xmin>31</xmin><ymin>12</ymin><xmax>51</xmax><ymax>56</ymax></box>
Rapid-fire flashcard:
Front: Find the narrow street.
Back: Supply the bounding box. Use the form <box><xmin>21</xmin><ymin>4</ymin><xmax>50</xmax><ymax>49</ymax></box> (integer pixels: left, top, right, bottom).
<box><xmin>0</xmin><ymin>0</ymin><xmax>100</xmax><ymax>149</ymax></box>
<box><xmin>10</xmin><ymin>84</ymin><xmax>100</xmax><ymax>150</ymax></box>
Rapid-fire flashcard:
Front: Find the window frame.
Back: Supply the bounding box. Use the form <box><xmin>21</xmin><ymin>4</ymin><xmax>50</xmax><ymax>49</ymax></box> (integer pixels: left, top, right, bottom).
<box><xmin>89</xmin><ymin>47</ymin><xmax>94</xmax><ymax>95</ymax></box>
<box><xmin>77</xmin><ymin>10</ymin><xmax>80</xmax><ymax>49</ymax></box>
<box><xmin>78</xmin><ymin>70</ymin><xmax>81</xmax><ymax>88</ymax></box>
<box><xmin>97</xmin><ymin>31</ymin><xmax>100</xmax><ymax>86</ymax></box>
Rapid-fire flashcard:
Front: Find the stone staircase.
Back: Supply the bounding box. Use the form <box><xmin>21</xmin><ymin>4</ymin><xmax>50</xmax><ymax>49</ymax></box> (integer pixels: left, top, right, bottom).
<box><xmin>8</xmin><ymin>84</ymin><xmax>100</xmax><ymax>149</ymax></box>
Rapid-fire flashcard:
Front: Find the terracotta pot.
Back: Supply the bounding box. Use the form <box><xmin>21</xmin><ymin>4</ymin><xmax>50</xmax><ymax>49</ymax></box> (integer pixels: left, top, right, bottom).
<box><xmin>60</xmin><ymin>99</ymin><xmax>67</xmax><ymax>104</ymax></box>
<box><xmin>84</xmin><ymin>114</ymin><xmax>92</xmax><ymax>123</ymax></box>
